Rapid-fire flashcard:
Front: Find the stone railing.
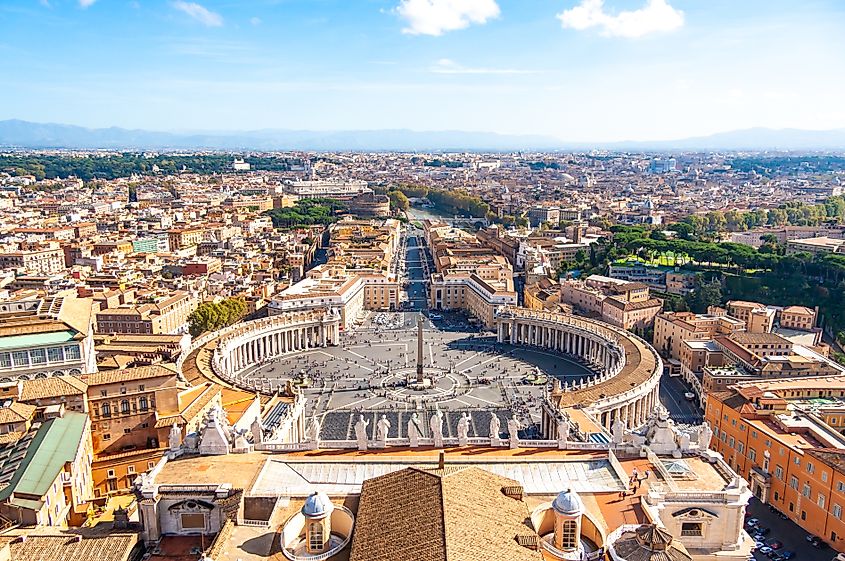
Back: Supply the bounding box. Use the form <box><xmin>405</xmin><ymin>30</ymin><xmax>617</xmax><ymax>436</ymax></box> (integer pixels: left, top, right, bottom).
<box><xmin>257</xmin><ymin>438</ymin><xmax>609</xmax><ymax>452</ymax></box>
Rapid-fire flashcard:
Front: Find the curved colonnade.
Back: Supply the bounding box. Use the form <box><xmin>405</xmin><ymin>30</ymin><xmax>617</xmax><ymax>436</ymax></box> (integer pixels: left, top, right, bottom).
<box><xmin>495</xmin><ymin>307</ymin><xmax>662</xmax><ymax>435</ymax></box>
<box><xmin>181</xmin><ymin>305</ymin><xmax>661</xmax><ymax>445</ymax></box>
<box><xmin>208</xmin><ymin>309</ymin><xmax>342</xmax><ymax>391</ymax></box>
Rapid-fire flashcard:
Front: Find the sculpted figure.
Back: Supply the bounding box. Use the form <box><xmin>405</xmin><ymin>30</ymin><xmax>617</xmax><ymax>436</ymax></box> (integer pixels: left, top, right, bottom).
<box><xmin>376</xmin><ymin>415</ymin><xmax>391</xmax><ymax>446</ymax></box>
<box><xmin>430</xmin><ymin>410</ymin><xmax>444</xmax><ymax>448</ymax></box>
<box><xmin>354</xmin><ymin>414</ymin><xmax>370</xmax><ymax>451</ymax></box>
<box><xmin>408</xmin><ymin>412</ymin><xmax>421</xmax><ymax>448</ymax></box>
<box><xmin>489</xmin><ymin>413</ymin><xmax>502</xmax><ymax>447</ymax></box>
<box><xmin>507</xmin><ymin>416</ymin><xmax>521</xmax><ymax>449</ymax></box>
<box><xmin>457</xmin><ymin>413</ymin><xmax>470</xmax><ymax>446</ymax></box>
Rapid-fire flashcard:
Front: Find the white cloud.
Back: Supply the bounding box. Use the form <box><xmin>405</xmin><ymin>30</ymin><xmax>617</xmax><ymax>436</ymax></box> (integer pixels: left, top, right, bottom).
<box><xmin>396</xmin><ymin>0</ymin><xmax>500</xmax><ymax>36</ymax></box>
<box><xmin>79</xmin><ymin>0</ymin><xmax>97</xmax><ymax>7</ymax></box>
<box><xmin>250</xmin><ymin>17</ymin><xmax>262</xmax><ymax>26</ymax></box>
<box><xmin>172</xmin><ymin>1</ymin><xmax>223</xmax><ymax>27</ymax></box>
<box><xmin>430</xmin><ymin>58</ymin><xmax>535</xmax><ymax>75</ymax></box>
<box><xmin>557</xmin><ymin>0</ymin><xmax>683</xmax><ymax>38</ymax></box>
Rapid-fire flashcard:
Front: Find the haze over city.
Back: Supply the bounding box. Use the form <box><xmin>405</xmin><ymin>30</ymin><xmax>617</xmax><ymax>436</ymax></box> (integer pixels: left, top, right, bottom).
<box><xmin>1</xmin><ymin>0</ymin><xmax>844</xmax><ymax>142</ymax></box>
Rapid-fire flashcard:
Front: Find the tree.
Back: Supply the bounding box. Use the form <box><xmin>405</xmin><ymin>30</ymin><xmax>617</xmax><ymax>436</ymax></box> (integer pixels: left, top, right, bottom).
<box><xmin>686</xmin><ymin>278</ymin><xmax>723</xmax><ymax>313</ymax></box>
<box><xmin>387</xmin><ymin>190</ymin><xmax>409</xmax><ymax>212</ymax></box>
<box><xmin>188</xmin><ymin>298</ymin><xmax>247</xmax><ymax>337</ymax></box>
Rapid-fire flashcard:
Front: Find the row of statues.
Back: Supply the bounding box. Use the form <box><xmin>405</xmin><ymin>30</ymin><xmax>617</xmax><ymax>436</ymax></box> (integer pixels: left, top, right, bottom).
<box><xmin>307</xmin><ymin>411</ymin><xmax>534</xmax><ymax>451</ymax></box>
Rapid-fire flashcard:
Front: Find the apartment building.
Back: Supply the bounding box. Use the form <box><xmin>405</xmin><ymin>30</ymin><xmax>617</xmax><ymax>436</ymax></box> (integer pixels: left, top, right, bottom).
<box><xmin>0</xmin><ymin>247</ymin><xmax>65</xmax><ymax>275</ymax></box>
<box><xmin>0</xmin><ymin>293</ymin><xmax>98</xmax><ymax>380</ymax></box>
<box><xmin>727</xmin><ymin>300</ymin><xmax>818</xmax><ymax>334</ymax></box>
<box><xmin>706</xmin><ymin>380</ymin><xmax>845</xmax><ymax>551</ymax></box>
<box><xmin>270</xmin><ymin>264</ymin><xmax>399</xmax><ymax>329</ymax></box>
<box><xmin>0</xmin><ymin>408</ymin><xmax>93</xmax><ymax>527</ymax></box>
<box><xmin>653</xmin><ymin>308</ymin><xmax>747</xmax><ymax>364</ymax></box>
<box><xmin>786</xmin><ymin>236</ymin><xmax>845</xmax><ymax>256</ymax></box>
<box><xmin>560</xmin><ymin>275</ymin><xmax>663</xmax><ymax>330</ymax></box>
<box><xmin>167</xmin><ymin>228</ymin><xmax>204</xmax><ymax>251</ymax></box>
<box><xmin>95</xmin><ymin>290</ymin><xmax>198</xmax><ymax>335</ymax></box>
<box><xmin>84</xmin><ymin>364</ymin><xmax>184</xmax><ymax>456</ymax></box>
<box><xmin>425</xmin><ymin>221</ymin><xmax>517</xmax><ymax>327</ymax></box>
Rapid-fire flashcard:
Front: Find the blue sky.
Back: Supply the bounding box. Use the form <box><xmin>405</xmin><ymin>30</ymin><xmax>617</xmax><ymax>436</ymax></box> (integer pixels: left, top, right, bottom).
<box><xmin>0</xmin><ymin>0</ymin><xmax>843</xmax><ymax>141</ymax></box>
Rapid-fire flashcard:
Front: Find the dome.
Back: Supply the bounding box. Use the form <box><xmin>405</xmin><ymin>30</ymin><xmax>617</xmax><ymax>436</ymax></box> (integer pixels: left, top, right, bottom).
<box><xmin>552</xmin><ymin>488</ymin><xmax>583</xmax><ymax>515</ymax></box>
<box><xmin>302</xmin><ymin>491</ymin><xmax>334</xmax><ymax>518</ymax></box>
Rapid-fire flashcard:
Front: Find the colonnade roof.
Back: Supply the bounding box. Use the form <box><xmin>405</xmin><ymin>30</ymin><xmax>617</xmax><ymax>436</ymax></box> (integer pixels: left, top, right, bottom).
<box><xmin>501</xmin><ymin>309</ymin><xmax>659</xmax><ymax>408</ymax></box>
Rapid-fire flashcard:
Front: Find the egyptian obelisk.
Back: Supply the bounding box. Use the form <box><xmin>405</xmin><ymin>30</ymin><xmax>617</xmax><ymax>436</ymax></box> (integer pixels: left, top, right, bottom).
<box><xmin>416</xmin><ymin>313</ymin><xmax>424</xmax><ymax>383</ymax></box>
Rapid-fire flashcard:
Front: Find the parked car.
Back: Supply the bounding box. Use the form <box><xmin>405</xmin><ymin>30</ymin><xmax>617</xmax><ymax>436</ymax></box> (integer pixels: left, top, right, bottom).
<box><xmin>755</xmin><ymin>527</ymin><xmax>771</xmax><ymax>536</ymax></box>
<box><xmin>812</xmin><ymin>538</ymin><xmax>829</xmax><ymax>549</ymax></box>
<box><xmin>746</xmin><ymin>518</ymin><xmax>760</xmax><ymax>527</ymax></box>
<box><xmin>768</xmin><ymin>540</ymin><xmax>783</xmax><ymax>550</ymax></box>
<box><xmin>769</xmin><ymin>552</ymin><xmax>783</xmax><ymax>561</ymax></box>
<box><xmin>780</xmin><ymin>551</ymin><xmax>795</xmax><ymax>560</ymax></box>
<box><xmin>760</xmin><ymin>547</ymin><xmax>773</xmax><ymax>555</ymax></box>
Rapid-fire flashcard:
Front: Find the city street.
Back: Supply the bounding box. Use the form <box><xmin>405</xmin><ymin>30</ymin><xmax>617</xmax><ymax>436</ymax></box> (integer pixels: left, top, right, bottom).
<box><xmin>746</xmin><ymin>498</ymin><xmax>834</xmax><ymax>561</ymax></box>
<box><xmin>658</xmin><ymin>373</ymin><xmax>703</xmax><ymax>425</ymax></box>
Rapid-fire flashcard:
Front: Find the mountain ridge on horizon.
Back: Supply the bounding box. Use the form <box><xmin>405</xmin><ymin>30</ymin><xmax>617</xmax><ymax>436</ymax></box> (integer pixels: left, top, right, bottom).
<box><xmin>1</xmin><ymin>119</ymin><xmax>844</xmax><ymax>152</ymax></box>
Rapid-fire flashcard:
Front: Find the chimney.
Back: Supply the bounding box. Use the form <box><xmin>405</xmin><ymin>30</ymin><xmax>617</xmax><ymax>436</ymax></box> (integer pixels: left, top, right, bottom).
<box><xmin>438</xmin><ymin>450</ymin><xmax>445</xmax><ymax>470</ymax></box>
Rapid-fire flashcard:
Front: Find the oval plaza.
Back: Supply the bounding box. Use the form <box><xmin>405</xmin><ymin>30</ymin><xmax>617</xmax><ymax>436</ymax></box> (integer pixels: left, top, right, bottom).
<box><xmin>146</xmin><ymin>220</ymin><xmax>756</xmax><ymax>561</ymax></box>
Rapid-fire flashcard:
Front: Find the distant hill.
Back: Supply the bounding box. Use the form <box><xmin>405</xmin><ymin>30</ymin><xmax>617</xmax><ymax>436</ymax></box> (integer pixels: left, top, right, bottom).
<box><xmin>1</xmin><ymin>119</ymin><xmax>844</xmax><ymax>151</ymax></box>
<box><xmin>609</xmin><ymin>127</ymin><xmax>845</xmax><ymax>151</ymax></box>
<box><xmin>0</xmin><ymin>120</ymin><xmax>559</xmax><ymax>152</ymax></box>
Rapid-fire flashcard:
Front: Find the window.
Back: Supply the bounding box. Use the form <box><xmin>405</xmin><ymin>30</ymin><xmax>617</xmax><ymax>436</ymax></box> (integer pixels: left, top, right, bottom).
<box><xmin>681</xmin><ymin>522</ymin><xmax>703</xmax><ymax>537</ymax></box>
<box><xmin>107</xmin><ymin>469</ymin><xmax>115</xmax><ymax>478</ymax></box>
<box><xmin>749</xmin><ymin>449</ymin><xmax>757</xmax><ymax>462</ymax></box>
<box><xmin>819</xmin><ymin>494</ymin><xmax>826</xmax><ymax>508</ymax></box>
<box><xmin>47</xmin><ymin>347</ymin><xmax>63</xmax><ymax>362</ymax></box>
<box><xmin>12</xmin><ymin>351</ymin><xmax>29</xmax><ymax>367</ymax></box>
<box><xmin>100</xmin><ymin>390</ymin><xmax>107</xmax><ymax>397</ymax></box>
<box><xmin>139</xmin><ymin>397</ymin><xmax>148</xmax><ymax>411</ymax></box>
<box><xmin>101</xmin><ymin>403</ymin><xmax>111</xmax><ymax>417</ymax></box>
<box><xmin>738</xmin><ymin>443</ymin><xmax>745</xmax><ymax>454</ymax></box>
<box><xmin>795</xmin><ymin>457</ymin><xmax>801</xmax><ymax>466</ymax></box>
<box><xmin>127</xmin><ymin>466</ymin><xmax>135</xmax><ymax>474</ymax></box>
<box><xmin>790</xmin><ymin>476</ymin><xmax>799</xmax><ymax>490</ymax></box>
<box><xmin>729</xmin><ymin>437</ymin><xmax>735</xmax><ymax>447</ymax></box>
<box><xmin>29</xmin><ymin>349</ymin><xmax>46</xmax><ymax>364</ymax></box>
<box><xmin>103</xmin><ymin>433</ymin><xmax>111</xmax><ymax>440</ymax></box>
<box><xmin>807</xmin><ymin>462</ymin><xmax>815</xmax><ymax>474</ymax></box>
<box><xmin>147</xmin><ymin>462</ymin><xmax>156</xmax><ymax>470</ymax></box>
<box><xmin>803</xmin><ymin>484</ymin><xmax>811</xmax><ymax>498</ymax></box>
<box><xmin>309</xmin><ymin>522</ymin><xmax>324</xmax><ymax>551</ymax></box>
<box><xmin>139</xmin><ymin>385</ymin><xmax>145</xmax><ymax>392</ymax></box>
<box><xmin>64</xmin><ymin>345</ymin><xmax>81</xmax><ymax>360</ymax></box>
<box><xmin>838</xmin><ymin>482</ymin><xmax>845</xmax><ymax>492</ymax></box>
<box><xmin>823</xmin><ymin>472</ymin><xmax>829</xmax><ymax>483</ymax></box>
<box><xmin>775</xmin><ymin>466</ymin><xmax>784</xmax><ymax>480</ymax></box>
<box><xmin>120</xmin><ymin>400</ymin><xmax>130</xmax><ymax>414</ymax></box>
<box><xmin>124</xmin><ymin>428</ymin><xmax>131</xmax><ymax>434</ymax></box>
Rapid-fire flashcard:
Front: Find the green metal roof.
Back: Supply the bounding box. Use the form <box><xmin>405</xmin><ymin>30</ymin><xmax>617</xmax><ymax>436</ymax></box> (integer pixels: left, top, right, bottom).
<box><xmin>0</xmin><ymin>330</ymin><xmax>76</xmax><ymax>351</ymax></box>
<box><xmin>0</xmin><ymin>411</ymin><xmax>88</xmax><ymax>501</ymax></box>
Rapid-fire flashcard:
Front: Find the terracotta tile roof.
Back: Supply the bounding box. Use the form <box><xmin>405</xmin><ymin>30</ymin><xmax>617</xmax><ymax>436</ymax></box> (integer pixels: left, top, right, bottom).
<box><xmin>83</xmin><ymin>364</ymin><xmax>178</xmax><ymax>387</ymax></box>
<box><xmin>20</xmin><ymin>376</ymin><xmax>88</xmax><ymax>401</ymax></box>
<box><xmin>0</xmin><ymin>402</ymin><xmax>36</xmax><ymax>424</ymax></box>
<box><xmin>349</xmin><ymin>465</ymin><xmax>541</xmax><ymax>561</ymax></box>
<box><xmin>7</xmin><ymin>532</ymin><xmax>138</xmax><ymax>561</ymax></box>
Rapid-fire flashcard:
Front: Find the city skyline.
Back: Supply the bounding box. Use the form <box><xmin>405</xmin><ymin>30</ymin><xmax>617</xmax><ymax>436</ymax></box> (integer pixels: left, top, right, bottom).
<box><xmin>1</xmin><ymin>0</ymin><xmax>844</xmax><ymax>142</ymax></box>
